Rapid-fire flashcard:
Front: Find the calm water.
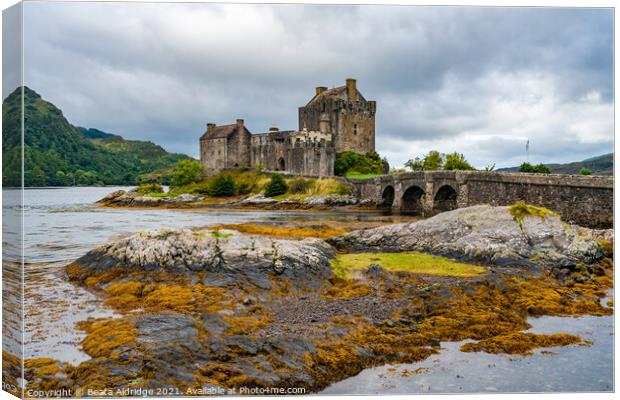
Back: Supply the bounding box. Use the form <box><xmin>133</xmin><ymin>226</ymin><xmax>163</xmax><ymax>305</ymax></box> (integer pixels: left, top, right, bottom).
<box><xmin>323</xmin><ymin>314</ymin><xmax>614</xmax><ymax>394</ymax></box>
<box><xmin>2</xmin><ymin>187</ymin><xmax>614</xmax><ymax>392</ymax></box>
<box><xmin>6</xmin><ymin>186</ymin><xmax>389</xmax><ymax>263</ymax></box>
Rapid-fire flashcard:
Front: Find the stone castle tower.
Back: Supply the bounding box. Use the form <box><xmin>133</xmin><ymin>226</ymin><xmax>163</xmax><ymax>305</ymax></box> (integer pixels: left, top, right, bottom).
<box><xmin>200</xmin><ymin>79</ymin><xmax>376</xmax><ymax>176</ymax></box>
<box><xmin>298</xmin><ymin>78</ymin><xmax>376</xmax><ymax>154</ymax></box>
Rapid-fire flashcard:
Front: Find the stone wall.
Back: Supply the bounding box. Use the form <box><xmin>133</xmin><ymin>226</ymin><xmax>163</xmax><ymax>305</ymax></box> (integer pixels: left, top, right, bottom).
<box><xmin>200</xmin><ymin>137</ymin><xmax>227</xmax><ymax>175</ymax></box>
<box><xmin>298</xmin><ymin>98</ymin><xmax>376</xmax><ymax>154</ymax></box>
<box><xmin>250</xmin><ymin>132</ymin><xmax>334</xmax><ymax>177</ymax></box>
<box><xmin>349</xmin><ymin>171</ymin><xmax>613</xmax><ymax>228</ymax></box>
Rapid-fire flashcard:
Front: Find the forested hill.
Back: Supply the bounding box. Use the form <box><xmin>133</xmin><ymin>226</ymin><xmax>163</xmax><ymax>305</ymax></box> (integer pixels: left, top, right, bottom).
<box><xmin>497</xmin><ymin>153</ymin><xmax>613</xmax><ymax>176</ymax></box>
<box><xmin>2</xmin><ymin>87</ymin><xmax>191</xmax><ymax>187</ymax></box>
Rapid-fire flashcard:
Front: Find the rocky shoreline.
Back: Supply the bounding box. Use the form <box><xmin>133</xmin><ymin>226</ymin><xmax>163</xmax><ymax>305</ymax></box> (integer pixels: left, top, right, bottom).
<box><xmin>96</xmin><ymin>189</ymin><xmax>373</xmax><ymax>211</ymax></box>
<box><xmin>17</xmin><ymin>205</ymin><xmax>614</xmax><ymax>395</ymax></box>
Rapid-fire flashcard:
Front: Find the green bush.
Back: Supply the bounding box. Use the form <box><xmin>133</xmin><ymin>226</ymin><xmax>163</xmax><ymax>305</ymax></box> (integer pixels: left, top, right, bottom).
<box><xmin>136</xmin><ymin>183</ymin><xmax>163</xmax><ymax>195</ymax></box>
<box><xmin>405</xmin><ymin>150</ymin><xmax>474</xmax><ymax>171</ymax></box>
<box><xmin>207</xmin><ymin>175</ymin><xmax>236</xmax><ymax>197</ymax></box>
<box><xmin>171</xmin><ymin>159</ymin><xmax>203</xmax><ymax>187</ymax></box>
<box><xmin>443</xmin><ymin>152</ymin><xmax>475</xmax><ymax>171</ymax></box>
<box><xmin>288</xmin><ymin>177</ymin><xmax>313</xmax><ymax>194</ymax></box>
<box><xmin>264</xmin><ymin>173</ymin><xmax>288</xmax><ymax>197</ymax></box>
<box><xmin>335</xmin><ymin>151</ymin><xmax>386</xmax><ymax>176</ymax></box>
<box><xmin>579</xmin><ymin>168</ymin><xmax>592</xmax><ymax>176</ymax></box>
<box><xmin>519</xmin><ymin>162</ymin><xmax>550</xmax><ymax>174</ymax></box>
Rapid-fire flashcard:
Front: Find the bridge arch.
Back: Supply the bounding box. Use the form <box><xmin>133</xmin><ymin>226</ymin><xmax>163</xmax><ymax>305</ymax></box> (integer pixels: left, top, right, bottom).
<box><xmin>401</xmin><ymin>185</ymin><xmax>425</xmax><ymax>215</ymax></box>
<box><xmin>433</xmin><ymin>184</ymin><xmax>458</xmax><ymax>213</ymax></box>
<box><xmin>380</xmin><ymin>185</ymin><xmax>395</xmax><ymax>209</ymax></box>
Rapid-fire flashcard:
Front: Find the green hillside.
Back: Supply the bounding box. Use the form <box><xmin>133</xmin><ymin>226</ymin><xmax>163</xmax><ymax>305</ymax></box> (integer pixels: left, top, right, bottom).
<box><xmin>497</xmin><ymin>153</ymin><xmax>613</xmax><ymax>176</ymax></box>
<box><xmin>2</xmin><ymin>87</ymin><xmax>191</xmax><ymax>187</ymax></box>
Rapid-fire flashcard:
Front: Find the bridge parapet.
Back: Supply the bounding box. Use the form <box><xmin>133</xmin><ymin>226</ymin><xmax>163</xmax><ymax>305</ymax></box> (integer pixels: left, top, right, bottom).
<box><xmin>348</xmin><ymin>171</ymin><xmax>613</xmax><ymax>228</ymax></box>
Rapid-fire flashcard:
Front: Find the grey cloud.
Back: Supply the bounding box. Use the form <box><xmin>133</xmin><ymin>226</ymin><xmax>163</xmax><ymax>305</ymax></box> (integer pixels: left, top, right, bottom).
<box><xmin>20</xmin><ymin>2</ymin><xmax>613</xmax><ymax>166</ymax></box>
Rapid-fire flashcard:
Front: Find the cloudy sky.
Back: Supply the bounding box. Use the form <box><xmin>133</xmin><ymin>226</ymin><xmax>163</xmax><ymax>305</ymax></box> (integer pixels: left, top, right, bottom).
<box><xmin>13</xmin><ymin>2</ymin><xmax>614</xmax><ymax>168</ymax></box>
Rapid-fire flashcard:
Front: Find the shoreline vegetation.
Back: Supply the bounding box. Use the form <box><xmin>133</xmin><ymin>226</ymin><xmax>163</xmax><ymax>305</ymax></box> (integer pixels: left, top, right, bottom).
<box><xmin>7</xmin><ymin>202</ymin><xmax>613</xmax><ymax>396</ymax></box>
<box><xmin>96</xmin><ymin>168</ymin><xmax>374</xmax><ymax>211</ymax></box>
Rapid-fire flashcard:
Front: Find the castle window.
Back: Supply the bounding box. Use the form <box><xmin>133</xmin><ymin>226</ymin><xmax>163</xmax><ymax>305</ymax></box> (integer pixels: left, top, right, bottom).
<box><xmin>322</xmin><ymin>102</ymin><xmax>326</xmax><ymax>112</ymax></box>
<box><xmin>353</xmin><ymin>124</ymin><xmax>358</xmax><ymax>135</ymax></box>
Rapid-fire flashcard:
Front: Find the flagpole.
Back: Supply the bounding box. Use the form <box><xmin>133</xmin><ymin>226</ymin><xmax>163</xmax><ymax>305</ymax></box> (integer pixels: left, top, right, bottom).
<box><xmin>526</xmin><ymin>139</ymin><xmax>530</xmax><ymax>163</ymax></box>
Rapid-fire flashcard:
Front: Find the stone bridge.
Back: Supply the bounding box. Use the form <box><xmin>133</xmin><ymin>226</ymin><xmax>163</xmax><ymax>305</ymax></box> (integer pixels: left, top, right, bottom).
<box><xmin>348</xmin><ymin>171</ymin><xmax>613</xmax><ymax>228</ymax></box>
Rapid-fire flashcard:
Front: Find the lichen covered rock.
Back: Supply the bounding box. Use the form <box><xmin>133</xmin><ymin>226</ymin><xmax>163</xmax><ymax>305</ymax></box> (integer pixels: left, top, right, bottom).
<box><xmin>68</xmin><ymin>228</ymin><xmax>334</xmax><ymax>289</ymax></box>
<box><xmin>330</xmin><ymin>205</ymin><xmax>607</xmax><ymax>269</ymax></box>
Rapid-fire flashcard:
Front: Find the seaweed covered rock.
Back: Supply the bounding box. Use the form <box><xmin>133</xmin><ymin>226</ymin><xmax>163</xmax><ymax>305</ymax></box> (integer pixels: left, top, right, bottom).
<box><xmin>330</xmin><ymin>204</ymin><xmax>607</xmax><ymax>270</ymax></box>
<box><xmin>67</xmin><ymin>228</ymin><xmax>334</xmax><ymax>290</ymax></box>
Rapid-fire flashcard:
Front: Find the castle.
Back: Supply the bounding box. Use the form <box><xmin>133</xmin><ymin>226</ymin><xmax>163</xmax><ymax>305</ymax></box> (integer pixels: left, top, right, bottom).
<box><xmin>199</xmin><ymin>79</ymin><xmax>376</xmax><ymax>177</ymax></box>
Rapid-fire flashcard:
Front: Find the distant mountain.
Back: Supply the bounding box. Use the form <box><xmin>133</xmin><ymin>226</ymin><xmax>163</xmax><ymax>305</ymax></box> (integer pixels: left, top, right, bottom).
<box><xmin>497</xmin><ymin>153</ymin><xmax>613</xmax><ymax>176</ymax></box>
<box><xmin>2</xmin><ymin>87</ymin><xmax>191</xmax><ymax>187</ymax></box>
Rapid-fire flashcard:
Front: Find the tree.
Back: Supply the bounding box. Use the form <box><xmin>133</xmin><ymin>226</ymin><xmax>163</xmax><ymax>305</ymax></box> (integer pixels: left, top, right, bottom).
<box><xmin>423</xmin><ymin>150</ymin><xmax>443</xmax><ymax>171</ymax></box>
<box><xmin>580</xmin><ymin>168</ymin><xmax>592</xmax><ymax>176</ymax></box>
<box><xmin>171</xmin><ymin>159</ymin><xmax>203</xmax><ymax>187</ymax></box>
<box><xmin>264</xmin><ymin>173</ymin><xmax>288</xmax><ymax>197</ymax></box>
<box><xmin>533</xmin><ymin>164</ymin><xmax>551</xmax><ymax>174</ymax></box>
<box><xmin>518</xmin><ymin>162</ymin><xmax>535</xmax><ymax>173</ymax></box>
<box><xmin>404</xmin><ymin>157</ymin><xmax>424</xmax><ymax>171</ymax></box>
<box><xmin>443</xmin><ymin>152</ymin><xmax>475</xmax><ymax>171</ymax></box>
<box><xmin>334</xmin><ymin>151</ymin><xmax>386</xmax><ymax>176</ymax></box>
<box><xmin>519</xmin><ymin>162</ymin><xmax>550</xmax><ymax>174</ymax></box>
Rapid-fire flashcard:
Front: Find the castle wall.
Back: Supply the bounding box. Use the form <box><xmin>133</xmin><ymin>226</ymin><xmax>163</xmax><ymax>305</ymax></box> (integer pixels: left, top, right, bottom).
<box><xmin>298</xmin><ymin>98</ymin><xmax>376</xmax><ymax>154</ymax></box>
<box><xmin>200</xmin><ymin>137</ymin><xmax>228</xmax><ymax>175</ymax></box>
<box><xmin>250</xmin><ymin>131</ymin><xmax>334</xmax><ymax>176</ymax></box>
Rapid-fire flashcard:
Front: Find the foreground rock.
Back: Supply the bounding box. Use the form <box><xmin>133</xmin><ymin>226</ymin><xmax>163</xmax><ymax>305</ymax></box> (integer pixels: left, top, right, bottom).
<box><xmin>68</xmin><ymin>227</ymin><xmax>334</xmax><ymax>290</ymax></box>
<box><xmin>330</xmin><ymin>205</ymin><xmax>609</xmax><ymax>274</ymax></box>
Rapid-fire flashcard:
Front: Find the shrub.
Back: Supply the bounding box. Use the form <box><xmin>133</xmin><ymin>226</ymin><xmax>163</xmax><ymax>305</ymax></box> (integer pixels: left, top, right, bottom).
<box><xmin>580</xmin><ymin>168</ymin><xmax>592</xmax><ymax>176</ymax></box>
<box><xmin>136</xmin><ymin>183</ymin><xmax>163</xmax><ymax>195</ymax></box>
<box><xmin>443</xmin><ymin>152</ymin><xmax>475</xmax><ymax>171</ymax></box>
<box><xmin>288</xmin><ymin>178</ymin><xmax>313</xmax><ymax>194</ymax></box>
<box><xmin>518</xmin><ymin>162</ymin><xmax>550</xmax><ymax>174</ymax></box>
<box><xmin>264</xmin><ymin>173</ymin><xmax>288</xmax><ymax>197</ymax></box>
<box><xmin>533</xmin><ymin>164</ymin><xmax>551</xmax><ymax>174</ymax></box>
<box><xmin>335</xmin><ymin>151</ymin><xmax>386</xmax><ymax>176</ymax></box>
<box><xmin>207</xmin><ymin>175</ymin><xmax>236</xmax><ymax>197</ymax></box>
<box><xmin>405</xmin><ymin>150</ymin><xmax>474</xmax><ymax>171</ymax></box>
<box><xmin>171</xmin><ymin>159</ymin><xmax>203</xmax><ymax>187</ymax></box>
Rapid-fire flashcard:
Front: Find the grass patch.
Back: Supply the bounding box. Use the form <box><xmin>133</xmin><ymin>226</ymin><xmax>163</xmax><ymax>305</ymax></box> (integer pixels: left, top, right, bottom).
<box><xmin>212</xmin><ymin>230</ymin><xmax>233</xmax><ymax>239</ymax></box>
<box><xmin>509</xmin><ymin>201</ymin><xmax>559</xmax><ymax>223</ymax></box>
<box><xmin>163</xmin><ymin>168</ymin><xmax>350</xmax><ymax>199</ymax></box>
<box><xmin>345</xmin><ymin>171</ymin><xmax>383</xmax><ymax>180</ymax></box>
<box><xmin>330</xmin><ymin>251</ymin><xmax>485</xmax><ymax>279</ymax></box>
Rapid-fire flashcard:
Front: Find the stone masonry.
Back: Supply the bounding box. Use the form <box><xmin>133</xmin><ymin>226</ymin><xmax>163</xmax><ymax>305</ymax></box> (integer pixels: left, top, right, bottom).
<box><xmin>199</xmin><ymin>79</ymin><xmax>375</xmax><ymax>176</ymax></box>
<box><xmin>349</xmin><ymin>171</ymin><xmax>613</xmax><ymax>228</ymax></box>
